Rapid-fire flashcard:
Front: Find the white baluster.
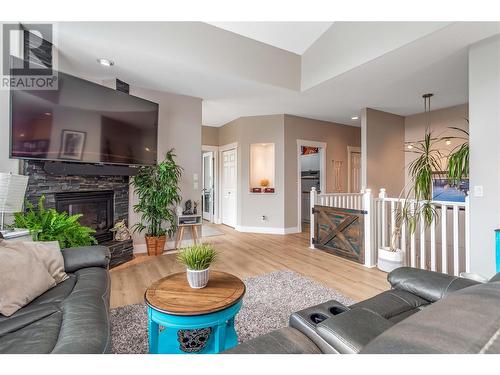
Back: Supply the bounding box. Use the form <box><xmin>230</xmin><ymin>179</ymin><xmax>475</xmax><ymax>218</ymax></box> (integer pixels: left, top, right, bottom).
<box><xmin>430</xmin><ymin>207</ymin><xmax>437</xmax><ymax>272</ymax></box>
<box><xmin>363</xmin><ymin>189</ymin><xmax>375</xmax><ymax>267</ymax></box>
<box><xmin>390</xmin><ymin>200</ymin><xmax>396</xmax><ymax>249</ymax></box>
<box><xmin>453</xmin><ymin>205</ymin><xmax>460</xmax><ymax>276</ymax></box>
<box><xmin>410</xmin><ymin>202</ymin><xmax>416</xmax><ymax>268</ymax></box>
<box><xmin>465</xmin><ymin>195</ymin><xmax>470</xmax><ymax>273</ymax></box>
<box><xmin>420</xmin><ymin>202</ymin><xmax>426</xmax><ymax>269</ymax></box>
<box><xmin>441</xmin><ymin>204</ymin><xmax>447</xmax><ymax>274</ymax></box>
<box><xmin>379</xmin><ymin>189</ymin><xmax>387</xmax><ymax>248</ymax></box>
<box><xmin>401</xmin><ymin>202</ymin><xmax>407</xmax><ymax>265</ymax></box>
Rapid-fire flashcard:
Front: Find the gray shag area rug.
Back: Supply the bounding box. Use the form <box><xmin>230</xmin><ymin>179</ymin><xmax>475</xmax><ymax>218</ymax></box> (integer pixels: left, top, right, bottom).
<box><xmin>110</xmin><ymin>270</ymin><xmax>355</xmax><ymax>354</ymax></box>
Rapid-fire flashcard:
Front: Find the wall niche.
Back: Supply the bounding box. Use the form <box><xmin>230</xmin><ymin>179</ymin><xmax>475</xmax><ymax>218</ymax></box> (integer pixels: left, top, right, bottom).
<box><xmin>249</xmin><ymin>143</ymin><xmax>275</xmax><ymax>194</ymax></box>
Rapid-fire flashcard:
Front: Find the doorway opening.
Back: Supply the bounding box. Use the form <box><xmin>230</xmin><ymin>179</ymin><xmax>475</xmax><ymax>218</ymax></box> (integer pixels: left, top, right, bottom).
<box><xmin>297</xmin><ymin>140</ymin><xmax>326</xmax><ymax>233</ymax></box>
<box><xmin>201</xmin><ymin>145</ymin><xmax>220</xmax><ymax>225</ymax></box>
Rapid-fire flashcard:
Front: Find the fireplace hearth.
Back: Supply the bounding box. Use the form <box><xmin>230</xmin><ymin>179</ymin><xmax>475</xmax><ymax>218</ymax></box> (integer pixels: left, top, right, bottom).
<box><xmin>55</xmin><ymin>190</ymin><xmax>114</xmax><ymax>243</ymax></box>
<box><xmin>23</xmin><ymin>160</ymin><xmax>133</xmax><ymax>268</ymax></box>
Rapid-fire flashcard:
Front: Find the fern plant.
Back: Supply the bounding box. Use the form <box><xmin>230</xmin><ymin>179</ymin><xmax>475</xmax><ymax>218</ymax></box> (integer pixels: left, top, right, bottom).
<box><xmin>177</xmin><ymin>244</ymin><xmax>217</xmax><ymax>270</ymax></box>
<box><xmin>13</xmin><ymin>196</ymin><xmax>97</xmax><ymax>248</ymax></box>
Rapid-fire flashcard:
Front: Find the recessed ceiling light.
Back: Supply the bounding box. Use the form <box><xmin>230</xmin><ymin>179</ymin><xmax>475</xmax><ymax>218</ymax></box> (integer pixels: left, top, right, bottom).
<box><xmin>445</xmin><ymin>140</ymin><xmax>451</xmax><ymax>146</ymax></box>
<box><xmin>97</xmin><ymin>58</ymin><xmax>114</xmax><ymax>67</ymax></box>
<box><xmin>44</xmin><ymin>112</ymin><xmax>51</xmax><ymax>116</ymax></box>
<box><xmin>407</xmin><ymin>144</ymin><xmax>414</xmax><ymax>150</ymax></box>
<box><xmin>351</xmin><ymin>116</ymin><xmax>359</xmax><ymax>120</ymax></box>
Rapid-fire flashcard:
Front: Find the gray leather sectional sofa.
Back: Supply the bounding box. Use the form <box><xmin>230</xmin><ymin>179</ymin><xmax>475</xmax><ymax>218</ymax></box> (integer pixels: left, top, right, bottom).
<box><xmin>0</xmin><ymin>246</ymin><xmax>111</xmax><ymax>354</ymax></box>
<box><xmin>226</xmin><ymin>267</ymin><xmax>500</xmax><ymax>354</ymax></box>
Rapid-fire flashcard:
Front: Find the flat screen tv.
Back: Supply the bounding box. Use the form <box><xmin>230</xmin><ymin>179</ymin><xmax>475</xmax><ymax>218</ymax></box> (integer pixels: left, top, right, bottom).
<box><xmin>10</xmin><ymin>71</ymin><xmax>158</xmax><ymax>166</ymax></box>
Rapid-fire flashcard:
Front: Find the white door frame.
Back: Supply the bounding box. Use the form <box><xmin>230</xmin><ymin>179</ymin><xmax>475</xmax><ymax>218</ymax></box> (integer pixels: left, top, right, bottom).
<box><xmin>347</xmin><ymin>146</ymin><xmax>361</xmax><ymax>193</ymax></box>
<box><xmin>219</xmin><ymin>142</ymin><xmax>238</xmax><ymax>226</ymax></box>
<box><xmin>297</xmin><ymin>139</ymin><xmax>327</xmax><ymax>233</ymax></box>
<box><xmin>202</xmin><ymin>146</ymin><xmax>218</xmax><ymax>222</ymax></box>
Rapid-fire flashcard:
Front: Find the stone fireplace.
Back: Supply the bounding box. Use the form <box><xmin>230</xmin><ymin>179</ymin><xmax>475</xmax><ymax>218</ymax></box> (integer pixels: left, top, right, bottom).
<box><xmin>23</xmin><ymin>160</ymin><xmax>133</xmax><ymax>267</ymax></box>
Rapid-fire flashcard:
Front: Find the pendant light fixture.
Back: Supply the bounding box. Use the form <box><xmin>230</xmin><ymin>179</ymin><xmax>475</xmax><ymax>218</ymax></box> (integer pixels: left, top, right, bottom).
<box><xmin>422</xmin><ymin>93</ymin><xmax>433</xmax><ymax>133</ymax></box>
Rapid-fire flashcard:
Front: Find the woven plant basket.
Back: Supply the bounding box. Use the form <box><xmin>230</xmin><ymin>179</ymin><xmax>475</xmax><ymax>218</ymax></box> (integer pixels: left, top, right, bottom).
<box><xmin>145</xmin><ymin>235</ymin><xmax>167</xmax><ymax>256</ymax></box>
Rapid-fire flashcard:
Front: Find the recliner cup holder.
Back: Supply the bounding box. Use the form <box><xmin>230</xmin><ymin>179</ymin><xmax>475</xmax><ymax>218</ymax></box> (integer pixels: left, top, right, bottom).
<box><xmin>310</xmin><ymin>313</ymin><xmax>328</xmax><ymax>324</ymax></box>
<box><xmin>329</xmin><ymin>306</ymin><xmax>348</xmax><ymax>315</ymax></box>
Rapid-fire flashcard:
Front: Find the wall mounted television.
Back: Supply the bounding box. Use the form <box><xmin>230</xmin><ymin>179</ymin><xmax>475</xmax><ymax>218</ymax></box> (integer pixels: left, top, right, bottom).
<box><xmin>10</xmin><ymin>70</ymin><xmax>158</xmax><ymax>166</ymax></box>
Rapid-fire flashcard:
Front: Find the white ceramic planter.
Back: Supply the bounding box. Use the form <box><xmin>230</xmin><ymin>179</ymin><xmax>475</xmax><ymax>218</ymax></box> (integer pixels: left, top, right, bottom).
<box><xmin>377</xmin><ymin>247</ymin><xmax>405</xmax><ymax>273</ymax></box>
<box><xmin>186</xmin><ymin>268</ymin><xmax>210</xmax><ymax>289</ymax></box>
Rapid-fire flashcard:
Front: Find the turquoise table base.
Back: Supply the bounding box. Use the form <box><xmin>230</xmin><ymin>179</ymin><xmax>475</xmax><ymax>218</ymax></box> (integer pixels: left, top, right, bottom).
<box><xmin>148</xmin><ymin>300</ymin><xmax>242</xmax><ymax>354</ymax></box>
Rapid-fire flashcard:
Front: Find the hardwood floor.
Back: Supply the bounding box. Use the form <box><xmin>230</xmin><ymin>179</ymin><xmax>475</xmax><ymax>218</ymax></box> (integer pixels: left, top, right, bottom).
<box><xmin>110</xmin><ymin>224</ymin><xmax>389</xmax><ymax>308</ymax></box>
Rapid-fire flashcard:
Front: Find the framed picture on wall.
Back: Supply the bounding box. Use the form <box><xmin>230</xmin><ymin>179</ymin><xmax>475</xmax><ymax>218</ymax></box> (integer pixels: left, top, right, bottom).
<box><xmin>59</xmin><ymin>130</ymin><xmax>86</xmax><ymax>160</ymax></box>
<box><xmin>432</xmin><ymin>177</ymin><xmax>469</xmax><ymax>202</ymax></box>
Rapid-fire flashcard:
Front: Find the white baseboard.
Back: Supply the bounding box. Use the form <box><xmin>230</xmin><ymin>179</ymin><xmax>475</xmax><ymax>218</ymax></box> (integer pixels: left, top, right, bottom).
<box><xmin>235</xmin><ymin>225</ymin><xmax>300</xmax><ymax>235</ymax></box>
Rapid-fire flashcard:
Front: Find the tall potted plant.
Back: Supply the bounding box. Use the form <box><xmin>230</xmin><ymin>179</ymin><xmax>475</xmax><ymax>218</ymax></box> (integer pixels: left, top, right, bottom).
<box><xmin>379</xmin><ymin>131</ymin><xmax>442</xmax><ymax>272</ymax></box>
<box><xmin>131</xmin><ymin>149</ymin><xmax>182</xmax><ymax>256</ymax></box>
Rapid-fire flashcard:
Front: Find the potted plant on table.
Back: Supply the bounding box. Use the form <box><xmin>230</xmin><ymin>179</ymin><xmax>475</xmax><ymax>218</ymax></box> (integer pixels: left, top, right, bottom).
<box><xmin>177</xmin><ymin>243</ymin><xmax>217</xmax><ymax>288</ymax></box>
<box><xmin>131</xmin><ymin>149</ymin><xmax>183</xmax><ymax>256</ymax></box>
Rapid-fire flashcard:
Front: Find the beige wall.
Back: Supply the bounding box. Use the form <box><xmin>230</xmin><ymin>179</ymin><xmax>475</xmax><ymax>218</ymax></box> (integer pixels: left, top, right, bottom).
<box><xmin>218</xmin><ymin>120</ymin><xmax>240</xmax><ymax>146</ymax></box>
<box><xmin>213</xmin><ymin>114</ymin><xmax>360</xmax><ymax>230</ymax></box>
<box><xmin>283</xmin><ymin>115</ymin><xmax>361</xmax><ymax>228</ymax></box>
<box><xmin>202</xmin><ymin>126</ymin><xmax>219</xmax><ymax>146</ymax></box>
<box><xmin>404</xmin><ymin>103</ymin><xmax>469</xmax><ymax>186</ymax></box>
<box><xmin>362</xmin><ymin>108</ymin><xmax>405</xmax><ymax>197</ymax></box>
<box><xmin>129</xmin><ymin>87</ymin><xmax>202</xmax><ymax>246</ymax></box>
<box><xmin>215</xmin><ymin>115</ymin><xmax>286</xmax><ymax>230</ymax></box>
<box><xmin>238</xmin><ymin>115</ymin><xmax>285</xmax><ymax>229</ymax></box>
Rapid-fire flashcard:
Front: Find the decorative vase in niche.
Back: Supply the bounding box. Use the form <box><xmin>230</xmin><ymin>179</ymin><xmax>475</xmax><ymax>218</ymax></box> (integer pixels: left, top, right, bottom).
<box><xmin>186</xmin><ymin>268</ymin><xmax>210</xmax><ymax>288</ymax></box>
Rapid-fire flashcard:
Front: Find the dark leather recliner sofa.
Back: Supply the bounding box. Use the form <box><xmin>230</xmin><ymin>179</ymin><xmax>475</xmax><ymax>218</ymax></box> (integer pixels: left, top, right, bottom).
<box><xmin>0</xmin><ymin>246</ymin><xmax>111</xmax><ymax>354</ymax></box>
<box><xmin>226</xmin><ymin>267</ymin><xmax>500</xmax><ymax>354</ymax></box>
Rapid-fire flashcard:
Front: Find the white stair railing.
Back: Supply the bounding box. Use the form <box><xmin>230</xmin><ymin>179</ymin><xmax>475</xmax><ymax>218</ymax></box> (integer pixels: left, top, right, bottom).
<box><xmin>375</xmin><ymin>189</ymin><xmax>470</xmax><ymax>276</ymax></box>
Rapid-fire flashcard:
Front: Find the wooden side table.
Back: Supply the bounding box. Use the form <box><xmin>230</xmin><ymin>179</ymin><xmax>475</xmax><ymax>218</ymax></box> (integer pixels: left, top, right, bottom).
<box><xmin>145</xmin><ymin>271</ymin><xmax>245</xmax><ymax>354</ymax></box>
<box><xmin>174</xmin><ymin>214</ymin><xmax>202</xmax><ymax>249</ymax></box>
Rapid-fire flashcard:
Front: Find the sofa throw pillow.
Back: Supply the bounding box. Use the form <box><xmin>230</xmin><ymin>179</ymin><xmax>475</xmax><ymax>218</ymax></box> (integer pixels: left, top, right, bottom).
<box><xmin>0</xmin><ymin>241</ymin><xmax>56</xmax><ymax>317</ymax></box>
<box><xmin>21</xmin><ymin>241</ymin><xmax>69</xmax><ymax>284</ymax></box>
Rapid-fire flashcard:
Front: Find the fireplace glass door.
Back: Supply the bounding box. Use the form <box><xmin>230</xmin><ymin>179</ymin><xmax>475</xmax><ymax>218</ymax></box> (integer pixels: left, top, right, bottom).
<box><xmin>55</xmin><ymin>190</ymin><xmax>114</xmax><ymax>243</ymax></box>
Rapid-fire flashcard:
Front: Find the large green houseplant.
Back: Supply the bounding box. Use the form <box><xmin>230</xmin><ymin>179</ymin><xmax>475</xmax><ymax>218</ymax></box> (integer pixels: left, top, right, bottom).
<box><xmin>381</xmin><ymin>121</ymin><xmax>470</xmax><ymax>272</ymax></box>
<box><xmin>131</xmin><ymin>149</ymin><xmax>183</xmax><ymax>256</ymax></box>
<box><xmin>13</xmin><ymin>195</ymin><xmax>97</xmax><ymax>248</ymax></box>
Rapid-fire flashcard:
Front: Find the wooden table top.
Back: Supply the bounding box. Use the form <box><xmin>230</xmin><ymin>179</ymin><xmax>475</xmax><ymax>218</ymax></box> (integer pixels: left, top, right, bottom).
<box><xmin>145</xmin><ymin>271</ymin><xmax>246</xmax><ymax>316</ymax></box>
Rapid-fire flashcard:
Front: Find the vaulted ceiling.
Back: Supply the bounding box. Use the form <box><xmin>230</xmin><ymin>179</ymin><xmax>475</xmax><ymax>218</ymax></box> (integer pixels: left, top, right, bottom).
<box><xmin>54</xmin><ymin>22</ymin><xmax>500</xmax><ymax>126</ymax></box>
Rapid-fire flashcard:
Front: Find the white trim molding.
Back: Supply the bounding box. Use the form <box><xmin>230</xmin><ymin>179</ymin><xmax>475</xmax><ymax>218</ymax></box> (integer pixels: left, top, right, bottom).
<box><xmin>202</xmin><ymin>145</ymin><xmax>219</xmax><ymax>223</ymax></box>
<box><xmin>235</xmin><ymin>225</ymin><xmax>300</xmax><ymax>235</ymax></box>
<box><xmin>347</xmin><ymin>146</ymin><xmax>361</xmax><ymax>193</ymax></box>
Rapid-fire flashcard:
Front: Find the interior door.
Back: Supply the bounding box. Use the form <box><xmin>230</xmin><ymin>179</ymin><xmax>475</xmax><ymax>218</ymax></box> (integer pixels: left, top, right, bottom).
<box><xmin>202</xmin><ymin>151</ymin><xmax>214</xmax><ymax>221</ymax></box>
<box><xmin>221</xmin><ymin>148</ymin><xmax>237</xmax><ymax>227</ymax></box>
<box><xmin>350</xmin><ymin>151</ymin><xmax>361</xmax><ymax>193</ymax></box>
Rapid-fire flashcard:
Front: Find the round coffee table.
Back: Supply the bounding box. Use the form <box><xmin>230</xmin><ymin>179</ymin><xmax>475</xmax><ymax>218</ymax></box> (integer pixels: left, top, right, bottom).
<box><xmin>145</xmin><ymin>271</ymin><xmax>245</xmax><ymax>354</ymax></box>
